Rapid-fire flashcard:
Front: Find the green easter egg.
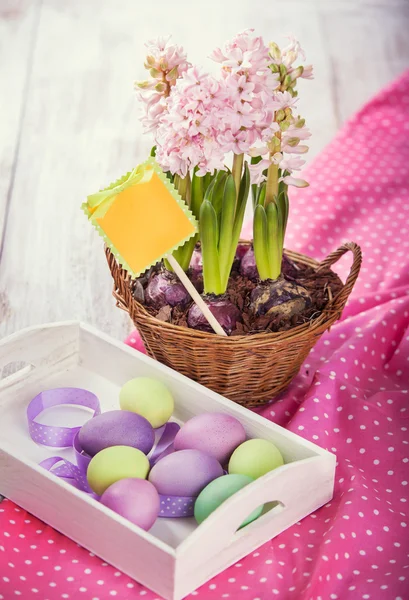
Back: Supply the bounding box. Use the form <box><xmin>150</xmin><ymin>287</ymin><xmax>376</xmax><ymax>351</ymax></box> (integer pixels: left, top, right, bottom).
<box><xmin>228</xmin><ymin>439</ymin><xmax>284</xmax><ymax>479</ymax></box>
<box><xmin>87</xmin><ymin>445</ymin><xmax>150</xmax><ymax>496</ymax></box>
<box><xmin>194</xmin><ymin>474</ymin><xmax>262</xmax><ymax>528</ymax></box>
<box><xmin>119</xmin><ymin>377</ymin><xmax>174</xmax><ymax>428</ymax></box>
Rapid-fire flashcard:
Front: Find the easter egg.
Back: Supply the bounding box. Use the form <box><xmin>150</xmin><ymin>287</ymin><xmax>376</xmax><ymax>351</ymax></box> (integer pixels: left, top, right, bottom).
<box><xmin>194</xmin><ymin>474</ymin><xmax>262</xmax><ymax>527</ymax></box>
<box><xmin>149</xmin><ymin>449</ymin><xmax>223</xmax><ymax>497</ymax></box>
<box><xmin>78</xmin><ymin>410</ymin><xmax>155</xmax><ymax>457</ymax></box>
<box><xmin>228</xmin><ymin>439</ymin><xmax>284</xmax><ymax>479</ymax></box>
<box><xmin>119</xmin><ymin>377</ymin><xmax>174</xmax><ymax>428</ymax></box>
<box><xmin>100</xmin><ymin>478</ymin><xmax>160</xmax><ymax>531</ymax></box>
<box><xmin>87</xmin><ymin>446</ymin><xmax>150</xmax><ymax>496</ymax></box>
<box><xmin>173</xmin><ymin>412</ymin><xmax>246</xmax><ymax>465</ymax></box>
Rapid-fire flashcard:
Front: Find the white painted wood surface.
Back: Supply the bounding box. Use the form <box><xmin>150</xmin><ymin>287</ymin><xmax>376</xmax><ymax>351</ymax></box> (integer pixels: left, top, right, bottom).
<box><xmin>0</xmin><ymin>0</ymin><xmax>408</xmax><ymax>341</ymax></box>
<box><xmin>0</xmin><ymin>322</ymin><xmax>335</xmax><ymax>599</ymax></box>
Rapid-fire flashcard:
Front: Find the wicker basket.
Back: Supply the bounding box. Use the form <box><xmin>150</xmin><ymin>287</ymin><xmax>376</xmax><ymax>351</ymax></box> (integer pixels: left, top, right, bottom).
<box><xmin>106</xmin><ymin>242</ymin><xmax>362</xmax><ymax>408</ymax></box>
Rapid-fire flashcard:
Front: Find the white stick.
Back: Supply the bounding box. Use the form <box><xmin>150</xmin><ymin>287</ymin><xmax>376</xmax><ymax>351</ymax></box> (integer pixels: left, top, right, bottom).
<box><xmin>165</xmin><ymin>253</ymin><xmax>227</xmax><ymax>337</ymax></box>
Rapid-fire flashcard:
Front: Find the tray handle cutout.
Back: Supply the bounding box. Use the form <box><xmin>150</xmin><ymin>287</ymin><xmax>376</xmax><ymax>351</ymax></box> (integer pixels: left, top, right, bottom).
<box><xmin>0</xmin><ymin>323</ymin><xmax>80</xmax><ymax>390</ymax></box>
<box><xmin>233</xmin><ymin>500</ymin><xmax>285</xmax><ymax>537</ymax></box>
<box><xmin>0</xmin><ymin>361</ymin><xmax>34</xmax><ymax>390</ymax></box>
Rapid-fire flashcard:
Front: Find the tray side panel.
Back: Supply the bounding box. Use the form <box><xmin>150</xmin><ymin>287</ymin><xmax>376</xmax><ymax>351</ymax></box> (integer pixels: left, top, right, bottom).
<box><xmin>175</xmin><ymin>454</ymin><xmax>335</xmax><ymax>599</ymax></box>
<box><xmin>0</xmin><ymin>449</ymin><xmax>176</xmax><ymax>600</ymax></box>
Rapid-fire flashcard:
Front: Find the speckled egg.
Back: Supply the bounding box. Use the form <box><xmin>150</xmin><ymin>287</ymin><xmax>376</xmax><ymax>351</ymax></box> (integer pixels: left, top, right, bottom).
<box><xmin>87</xmin><ymin>446</ymin><xmax>150</xmax><ymax>496</ymax></box>
<box><xmin>194</xmin><ymin>474</ymin><xmax>262</xmax><ymax>527</ymax></box>
<box><xmin>119</xmin><ymin>377</ymin><xmax>174</xmax><ymax>428</ymax></box>
<box><xmin>228</xmin><ymin>438</ymin><xmax>284</xmax><ymax>479</ymax></box>
<box><xmin>148</xmin><ymin>449</ymin><xmax>223</xmax><ymax>497</ymax></box>
<box><xmin>100</xmin><ymin>478</ymin><xmax>160</xmax><ymax>531</ymax></box>
<box><xmin>173</xmin><ymin>412</ymin><xmax>246</xmax><ymax>465</ymax></box>
<box><xmin>78</xmin><ymin>410</ymin><xmax>155</xmax><ymax>457</ymax></box>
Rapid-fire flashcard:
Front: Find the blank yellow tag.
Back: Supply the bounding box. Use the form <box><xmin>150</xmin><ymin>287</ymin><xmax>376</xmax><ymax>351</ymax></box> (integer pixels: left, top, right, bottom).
<box><xmin>83</xmin><ymin>159</ymin><xmax>198</xmax><ymax>277</ymax></box>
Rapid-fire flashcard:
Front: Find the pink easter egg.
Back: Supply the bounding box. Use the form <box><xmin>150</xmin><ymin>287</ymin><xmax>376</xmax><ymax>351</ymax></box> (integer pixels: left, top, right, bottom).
<box><xmin>100</xmin><ymin>478</ymin><xmax>160</xmax><ymax>531</ymax></box>
<box><xmin>173</xmin><ymin>412</ymin><xmax>246</xmax><ymax>465</ymax></box>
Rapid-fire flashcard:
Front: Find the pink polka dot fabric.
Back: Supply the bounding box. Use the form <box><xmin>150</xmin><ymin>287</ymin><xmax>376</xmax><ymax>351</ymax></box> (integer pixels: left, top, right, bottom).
<box><xmin>1</xmin><ymin>71</ymin><xmax>409</xmax><ymax>600</ymax></box>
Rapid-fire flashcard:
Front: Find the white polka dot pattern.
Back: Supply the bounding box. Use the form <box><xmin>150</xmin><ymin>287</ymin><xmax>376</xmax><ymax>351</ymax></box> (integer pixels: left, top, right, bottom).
<box><xmin>158</xmin><ymin>495</ymin><xmax>195</xmax><ymax>517</ymax></box>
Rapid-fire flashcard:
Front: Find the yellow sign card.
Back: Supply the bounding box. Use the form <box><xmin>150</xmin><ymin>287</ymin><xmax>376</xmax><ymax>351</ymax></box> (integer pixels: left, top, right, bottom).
<box><xmin>82</xmin><ymin>158</ymin><xmax>198</xmax><ymax>277</ymax></box>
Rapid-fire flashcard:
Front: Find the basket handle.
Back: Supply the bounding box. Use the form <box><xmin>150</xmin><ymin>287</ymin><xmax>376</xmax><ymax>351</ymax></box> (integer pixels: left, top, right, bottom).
<box><xmin>112</xmin><ymin>289</ymin><xmax>130</xmax><ymax>313</ymax></box>
<box><xmin>317</xmin><ymin>242</ymin><xmax>362</xmax><ymax>313</ymax></box>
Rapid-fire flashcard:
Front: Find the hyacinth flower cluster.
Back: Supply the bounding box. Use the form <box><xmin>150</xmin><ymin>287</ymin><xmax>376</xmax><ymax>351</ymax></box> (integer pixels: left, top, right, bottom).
<box><xmin>248</xmin><ymin>36</ymin><xmax>312</xmax><ymax>285</ymax></box>
<box><xmin>136</xmin><ymin>36</ymin><xmax>191</xmax><ymax>133</ymax></box>
<box><xmin>135</xmin><ymin>30</ymin><xmax>313</xmax><ymax>329</ymax></box>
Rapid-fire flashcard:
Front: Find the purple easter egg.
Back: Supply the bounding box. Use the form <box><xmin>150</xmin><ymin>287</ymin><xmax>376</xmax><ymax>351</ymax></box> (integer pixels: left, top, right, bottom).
<box><xmin>78</xmin><ymin>410</ymin><xmax>155</xmax><ymax>457</ymax></box>
<box><xmin>174</xmin><ymin>412</ymin><xmax>246</xmax><ymax>465</ymax></box>
<box><xmin>149</xmin><ymin>449</ymin><xmax>223</xmax><ymax>497</ymax></box>
<box><xmin>100</xmin><ymin>478</ymin><xmax>160</xmax><ymax>530</ymax></box>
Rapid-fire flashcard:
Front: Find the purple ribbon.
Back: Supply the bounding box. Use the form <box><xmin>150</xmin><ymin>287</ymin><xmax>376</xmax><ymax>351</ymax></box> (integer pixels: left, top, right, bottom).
<box><xmin>73</xmin><ymin>431</ymin><xmax>92</xmax><ymax>473</ymax></box>
<box><xmin>27</xmin><ymin>388</ymin><xmax>101</xmax><ymax>447</ymax></box>
<box><xmin>39</xmin><ymin>455</ymin><xmax>98</xmax><ymax>498</ymax></box>
<box><xmin>149</xmin><ymin>422</ymin><xmax>180</xmax><ymax>466</ymax></box>
<box><xmin>27</xmin><ymin>387</ymin><xmax>100</xmax><ymax>496</ymax></box>
<box><xmin>39</xmin><ymin>431</ymin><xmax>96</xmax><ymax>495</ymax></box>
<box><xmin>27</xmin><ymin>388</ymin><xmax>189</xmax><ymax>515</ymax></box>
<box><xmin>159</xmin><ymin>494</ymin><xmax>195</xmax><ymax>518</ymax></box>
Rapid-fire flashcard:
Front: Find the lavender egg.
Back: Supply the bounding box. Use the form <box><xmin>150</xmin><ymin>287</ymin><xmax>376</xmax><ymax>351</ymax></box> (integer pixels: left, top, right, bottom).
<box><xmin>149</xmin><ymin>449</ymin><xmax>223</xmax><ymax>497</ymax></box>
<box><xmin>78</xmin><ymin>410</ymin><xmax>155</xmax><ymax>457</ymax></box>
<box><xmin>174</xmin><ymin>413</ymin><xmax>246</xmax><ymax>465</ymax></box>
<box><xmin>100</xmin><ymin>478</ymin><xmax>160</xmax><ymax>531</ymax></box>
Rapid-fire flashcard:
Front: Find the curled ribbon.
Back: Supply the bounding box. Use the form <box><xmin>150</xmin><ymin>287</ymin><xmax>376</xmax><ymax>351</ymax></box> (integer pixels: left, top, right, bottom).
<box><xmin>149</xmin><ymin>422</ymin><xmax>179</xmax><ymax>467</ymax></box>
<box><xmin>86</xmin><ymin>163</ymin><xmax>154</xmax><ymax>220</ymax></box>
<box><xmin>27</xmin><ymin>388</ymin><xmax>101</xmax><ymax>447</ymax></box>
<box><xmin>27</xmin><ymin>388</ymin><xmax>189</xmax><ymax>515</ymax></box>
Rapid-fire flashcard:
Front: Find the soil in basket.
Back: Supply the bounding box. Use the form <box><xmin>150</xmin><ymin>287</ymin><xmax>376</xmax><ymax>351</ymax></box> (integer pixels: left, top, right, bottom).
<box><xmin>132</xmin><ymin>252</ymin><xmax>343</xmax><ymax>335</ymax></box>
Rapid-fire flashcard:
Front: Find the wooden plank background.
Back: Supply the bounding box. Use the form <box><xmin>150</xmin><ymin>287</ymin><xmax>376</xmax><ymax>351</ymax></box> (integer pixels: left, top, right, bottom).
<box><xmin>0</xmin><ymin>0</ymin><xmax>408</xmax><ymax>345</ymax></box>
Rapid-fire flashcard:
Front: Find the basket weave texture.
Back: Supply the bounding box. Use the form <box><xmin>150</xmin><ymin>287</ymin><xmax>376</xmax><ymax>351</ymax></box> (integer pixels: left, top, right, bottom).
<box><xmin>106</xmin><ymin>242</ymin><xmax>362</xmax><ymax>407</ymax></box>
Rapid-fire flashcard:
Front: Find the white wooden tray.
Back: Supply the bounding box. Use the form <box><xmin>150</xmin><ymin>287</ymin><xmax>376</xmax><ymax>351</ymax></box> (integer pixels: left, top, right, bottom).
<box><xmin>0</xmin><ymin>322</ymin><xmax>335</xmax><ymax>600</ymax></box>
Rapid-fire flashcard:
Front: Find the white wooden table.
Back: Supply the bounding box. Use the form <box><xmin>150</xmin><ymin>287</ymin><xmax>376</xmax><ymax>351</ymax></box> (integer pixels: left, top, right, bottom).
<box><xmin>1</xmin><ymin>0</ymin><xmax>408</xmax><ymax>342</ymax></box>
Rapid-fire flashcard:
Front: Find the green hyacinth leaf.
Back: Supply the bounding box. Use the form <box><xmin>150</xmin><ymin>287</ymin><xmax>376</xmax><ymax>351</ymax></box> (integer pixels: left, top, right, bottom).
<box><xmin>266</xmin><ymin>202</ymin><xmax>281</xmax><ymax>279</ymax></box>
<box><xmin>211</xmin><ymin>171</ymin><xmax>228</xmax><ymax>224</ymax></box>
<box><xmin>191</xmin><ymin>170</ymin><xmax>204</xmax><ymax>220</ymax></box>
<box><xmin>250</xmin><ymin>156</ymin><xmax>262</xmax><ymax>208</ymax></box>
<box><xmin>253</xmin><ymin>204</ymin><xmax>271</xmax><ymax>280</ymax></box>
<box><xmin>200</xmin><ymin>200</ymin><xmax>222</xmax><ymax>295</ymax></box>
<box><xmin>219</xmin><ymin>175</ymin><xmax>236</xmax><ymax>287</ymax></box>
